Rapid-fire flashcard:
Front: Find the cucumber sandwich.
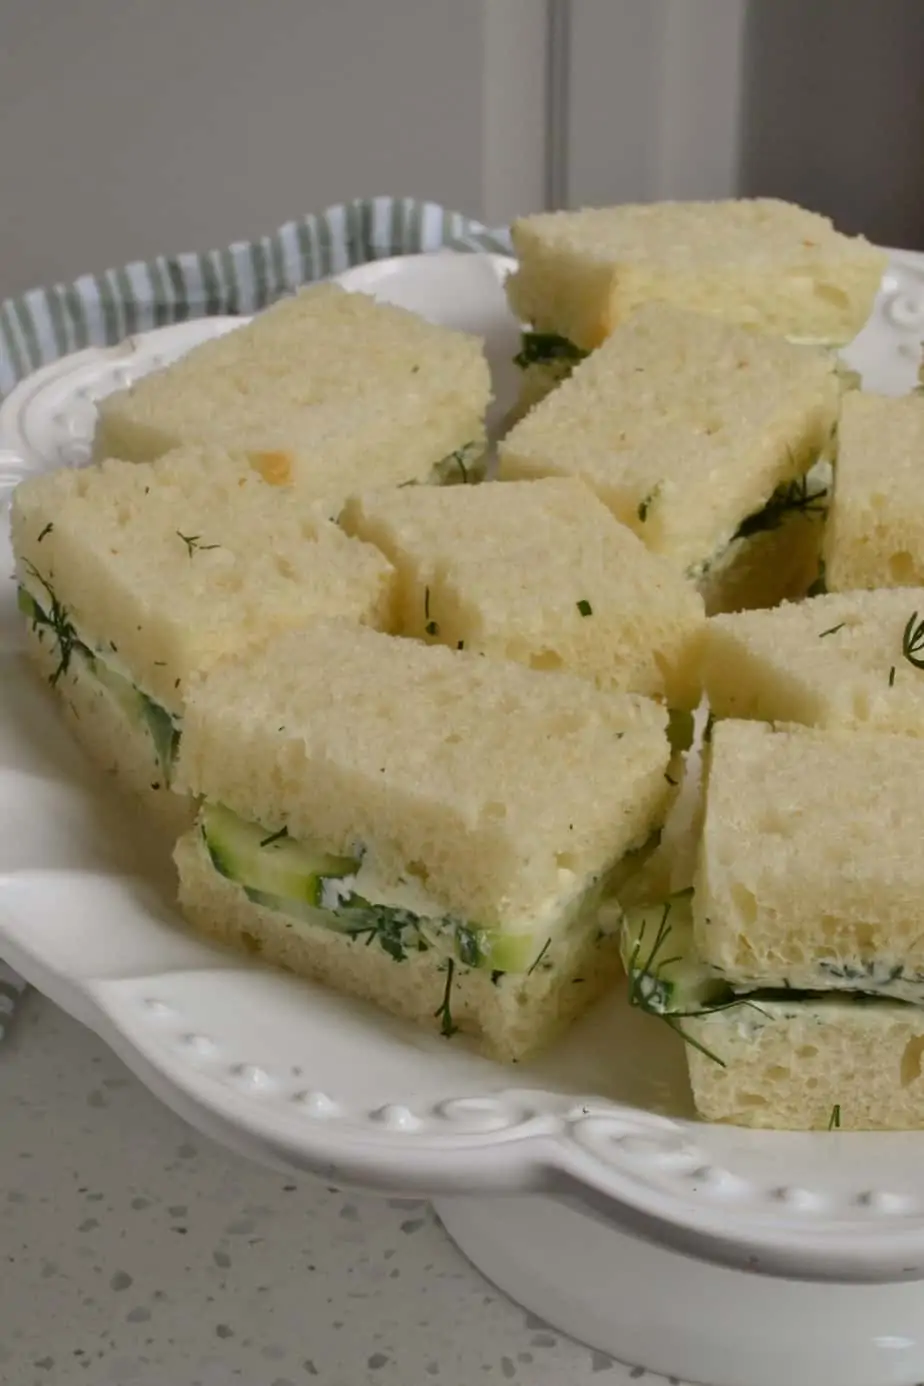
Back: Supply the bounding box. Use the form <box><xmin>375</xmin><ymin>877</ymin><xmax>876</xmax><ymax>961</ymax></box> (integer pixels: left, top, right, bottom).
<box><xmin>702</xmin><ymin>587</ymin><xmax>924</xmax><ymax>738</ymax></box>
<box><xmin>93</xmin><ymin>283</ymin><xmax>491</xmax><ymax>499</ymax></box>
<box><xmin>10</xmin><ymin>445</ymin><xmax>395</xmax><ymax>824</ymax></box>
<box><xmin>340</xmin><ymin>475</ymin><xmax>705</xmax><ymax>713</ymax></box>
<box><xmin>172</xmin><ymin>620</ymin><xmax>674</xmax><ymax>1060</ymax></box>
<box><xmin>500</xmin><ymin>302</ymin><xmax>843</xmax><ymax>616</ymax></box>
<box><xmin>622</xmin><ymin>720</ymin><xmax>924</xmax><ymax>1130</ymax></box>
<box><xmin>504</xmin><ymin>198</ymin><xmax>885</xmax><ymax>414</ymax></box>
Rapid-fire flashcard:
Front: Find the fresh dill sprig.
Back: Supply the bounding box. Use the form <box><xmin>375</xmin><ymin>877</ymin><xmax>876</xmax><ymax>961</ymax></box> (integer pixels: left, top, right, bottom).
<box><xmin>902</xmin><ymin>611</ymin><xmax>924</xmax><ymax>670</ymax></box>
<box><xmin>434</xmin><ymin>958</ymin><xmax>458</xmax><ymax>1037</ymax></box>
<box><xmin>625</xmin><ymin>900</ymin><xmax>740</xmax><ymax>1068</ymax></box>
<box><xmin>424</xmin><ymin>585</ymin><xmax>439</xmax><ymax>637</ymax></box>
<box><xmin>637</xmin><ymin>484</ymin><xmax>662</xmax><ymax>523</ymax></box>
<box><xmin>889</xmin><ymin>666</ymin><xmax>896</xmax><ymax>688</ymax></box>
<box><xmin>345</xmin><ymin>908</ymin><xmax>420</xmax><ymax>964</ymax></box>
<box><xmin>828</xmin><ymin>1103</ymin><xmax>841</xmax><ymax>1130</ymax></box>
<box><xmin>527</xmin><ymin>937</ymin><xmax>552</xmax><ymax>976</ymax></box>
<box><xmin>259</xmin><ymin>826</ymin><xmax>289</xmax><ymax>848</ymax></box>
<box><xmin>576</xmin><ymin>599</ymin><xmax>593</xmax><ymax>617</ymax></box>
<box><xmin>22</xmin><ymin>564</ymin><xmax>81</xmax><ymax>688</ymax></box>
<box><xmin>733</xmin><ymin>473</ymin><xmax>827</xmax><ymax>542</ymax></box>
<box><xmin>446</xmin><ymin>448</ymin><xmax>470</xmax><ymax>483</ymax></box>
<box><xmin>818</xmin><ymin>623</ymin><xmax>845</xmax><ymax>639</ymax></box>
<box><xmin>36</xmin><ymin>522</ymin><xmax>53</xmax><ymax>543</ymax></box>
<box><xmin>176</xmin><ymin>531</ymin><xmax>220</xmax><ymax>558</ymax></box>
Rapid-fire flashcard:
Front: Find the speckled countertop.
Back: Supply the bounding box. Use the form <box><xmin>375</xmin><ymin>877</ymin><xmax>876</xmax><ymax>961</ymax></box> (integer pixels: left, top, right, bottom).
<box><xmin>0</xmin><ymin>993</ymin><xmax>680</xmax><ymax>1386</ymax></box>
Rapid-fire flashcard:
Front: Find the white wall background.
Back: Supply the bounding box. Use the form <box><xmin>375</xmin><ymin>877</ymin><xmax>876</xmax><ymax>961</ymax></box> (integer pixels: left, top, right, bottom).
<box><xmin>0</xmin><ymin>0</ymin><xmax>920</xmax><ymax>297</ymax></box>
<box><xmin>0</xmin><ymin>0</ymin><xmax>547</xmax><ymax>295</ymax></box>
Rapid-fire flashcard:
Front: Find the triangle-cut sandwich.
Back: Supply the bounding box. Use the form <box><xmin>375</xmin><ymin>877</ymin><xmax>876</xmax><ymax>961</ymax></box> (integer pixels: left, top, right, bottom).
<box><xmin>10</xmin><ymin>447</ymin><xmax>395</xmax><ymax>826</ymax></box>
<box><xmin>172</xmin><ymin>621</ymin><xmax>674</xmax><ymax>1061</ymax></box>
<box><xmin>505</xmin><ymin>197</ymin><xmax>885</xmax><ymax>412</ymax></box>
<box><xmin>339</xmin><ymin>476</ymin><xmax>705</xmax><ymax>714</ymax></box>
<box><xmin>701</xmin><ymin>588</ymin><xmax>924</xmax><ymax>737</ymax></box>
<box><xmin>499</xmin><ymin>303</ymin><xmax>840</xmax><ymax>614</ymax></box>
<box><xmin>94</xmin><ymin>284</ymin><xmax>491</xmax><ymax>498</ymax></box>
<box><xmin>622</xmin><ymin>721</ymin><xmax>924</xmax><ymax>1130</ymax></box>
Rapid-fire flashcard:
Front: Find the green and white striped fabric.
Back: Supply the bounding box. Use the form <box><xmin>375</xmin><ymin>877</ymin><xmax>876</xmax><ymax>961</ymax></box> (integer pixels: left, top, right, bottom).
<box><xmin>0</xmin><ymin>196</ymin><xmax>511</xmax><ymax>1036</ymax></box>
<box><xmin>0</xmin><ymin>195</ymin><xmax>511</xmax><ymax>397</ymax></box>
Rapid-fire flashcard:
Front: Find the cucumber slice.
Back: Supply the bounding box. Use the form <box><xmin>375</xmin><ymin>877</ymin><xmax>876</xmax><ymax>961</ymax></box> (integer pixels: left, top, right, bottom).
<box><xmin>201</xmin><ymin>804</ymin><xmax>558</xmax><ymax>973</ymax></box>
<box><xmin>236</xmin><ymin>884</ymin><xmax>549</xmax><ymax>973</ymax></box>
<box><xmin>621</xmin><ymin>890</ymin><xmax>730</xmax><ymax>1015</ymax></box>
<box><xmin>203</xmin><ymin>802</ymin><xmax>360</xmax><ymax>905</ymax></box>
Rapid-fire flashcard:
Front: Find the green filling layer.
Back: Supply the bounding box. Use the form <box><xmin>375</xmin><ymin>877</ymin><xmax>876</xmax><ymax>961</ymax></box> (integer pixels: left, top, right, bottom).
<box><xmin>513</xmin><ymin>332</ymin><xmax>589</xmax><ymax>372</ymax></box>
<box><xmin>200</xmin><ymin>801</ymin><xmax>647</xmax><ymax>977</ymax></box>
<box><xmin>622</xmin><ymin>891</ymin><xmax>924</xmax><ymax>1019</ymax></box>
<box><xmin>18</xmin><ymin>586</ymin><xmax>180</xmax><ymax>782</ymax></box>
<box><xmin>685</xmin><ymin>466</ymin><xmax>829</xmax><ymax>583</ymax></box>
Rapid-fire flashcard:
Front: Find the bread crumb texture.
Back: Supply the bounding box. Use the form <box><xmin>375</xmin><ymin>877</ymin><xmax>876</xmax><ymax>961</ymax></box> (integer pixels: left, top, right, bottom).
<box><xmin>93</xmin><ymin>283</ymin><xmax>490</xmax><ymax>498</ymax></box>
<box><xmin>703</xmin><ymin>586</ymin><xmax>924</xmax><ymax>735</ymax></box>
<box><xmin>506</xmin><ymin>198</ymin><xmax>886</xmax><ymax>350</ymax></box>
<box><xmin>499</xmin><ymin>302</ymin><xmax>840</xmax><ymax>571</ymax></box>
<box><xmin>825</xmin><ymin>391</ymin><xmax>924</xmax><ymax>591</ymax></box>
<box><xmin>11</xmin><ymin>444</ymin><xmax>396</xmax><ymax>713</ymax></box>
<box><xmin>174</xmin><ymin>621</ymin><xmax>672</xmax><ymax>926</ymax></box>
<box><xmin>340</xmin><ymin>476</ymin><xmax>705</xmax><ymax>707</ymax></box>
<box><xmin>694</xmin><ymin>720</ymin><xmax>924</xmax><ymax>984</ymax></box>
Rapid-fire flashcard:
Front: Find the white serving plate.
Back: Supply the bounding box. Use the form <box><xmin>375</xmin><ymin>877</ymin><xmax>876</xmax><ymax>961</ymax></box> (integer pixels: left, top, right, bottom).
<box><xmin>3</xmin><ymin>250</ymin><xmax>924</xmax><ymax>1386</ymax></box>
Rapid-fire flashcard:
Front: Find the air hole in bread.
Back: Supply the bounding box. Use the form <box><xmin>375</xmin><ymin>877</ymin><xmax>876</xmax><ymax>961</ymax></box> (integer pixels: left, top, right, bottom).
<box><xmin>900</xmin><ymin>1034</ymin><xmax>924</xmax><ymax>1088</ymax></box>
<box><xmin>765</xmin><ymin>1065</ymin><xmax>790</xmax><ymax>1081</ymax></box>
<box><xmin>851</xmin><ymin>690</ymin><xmax>870</xmax><ymax>722</ymax></box>
<box><xmin>797</xmin><ymin>1045</ymin><xmax>819</xmax><ymax>1059</ymax></box>
<box><xmin>736</xmin><ymin>1091</ymin><xmax>768</xmax><ymax>1108</ymax></box>
<box><xmin>483</xmin><ymin>801</ymin><xmax>507</xmax><ymax>822</ymax></box>
<box><xmin>405</xmin><ymin>860</ymin><xmax>430</xmax><ymax>885</ymax></box>
<box><xmin>814</xmin><ymin>281</ymin><xmax>850</xmax><ymax>307</ymax></box>
<box><xmin>529</xmin><ymin>649</ymin><xmax>564</xmax><ymax>672</ymax></box>
<box><xmin>888</xmin><ymin>550</ymin><xmax>916</xmax><ymax>584</ymax></box>
<box><xmin>555</xmin><ymin>852</ymin><xmax>577</xmax><ymax>871</ymax></box>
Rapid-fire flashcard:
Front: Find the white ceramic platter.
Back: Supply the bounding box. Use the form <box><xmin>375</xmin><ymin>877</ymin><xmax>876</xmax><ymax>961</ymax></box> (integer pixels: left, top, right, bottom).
<box><xmin>3</xmin><ymin>250</ymin><xmax>924</xmax><ymax>1386</ymax></box>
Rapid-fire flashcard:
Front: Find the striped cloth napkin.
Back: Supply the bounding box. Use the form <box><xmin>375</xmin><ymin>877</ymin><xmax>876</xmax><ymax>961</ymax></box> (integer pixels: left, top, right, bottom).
<box><xmin>0</xmin><ymin>195</ymin><xmax>512</xmax><ymax>1039</ymax></box>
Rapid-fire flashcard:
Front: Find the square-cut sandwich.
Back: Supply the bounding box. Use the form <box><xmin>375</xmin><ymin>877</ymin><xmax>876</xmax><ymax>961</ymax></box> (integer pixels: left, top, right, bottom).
<box><xmin>10</xmin><ymin>447</ymin><xmax>395</xmax><ymax>825</ymax></box>
<box><xmin>499</xmin><ymin>303</ymin><xmax>840</xmax><ymax>614</ymax></box>
<box><xmin>339</xmin><ymin>476</ymin><xmax>705</xmax><ymax>711</ymax></box>
<box><xmin>824</xmin><ymin>391</ymin><xmax>924</xmax><ymax>591</ymax></box>
<box><xmin>93</xmin><ymin>284</ymin><xmax>491</xmax><ymax>497</ymax></box>
<box><xmin>622</xmin><ymin>721</ymin><xmax>924</xmax><ymax>1130</ymax></box>
<box><xmin>505</xmin><ymin>198</ymin><xmax>885</xmax><ymax>412</ymax></box>
<box><xmin>172</xmin><ymin>621</ymin><xmax>673</xmax><ymax>1061</ymax></box>
<box><xmin>701</xmin><ymin>588</ymin><xmax>924</xmax><ymax>737</ymax></box>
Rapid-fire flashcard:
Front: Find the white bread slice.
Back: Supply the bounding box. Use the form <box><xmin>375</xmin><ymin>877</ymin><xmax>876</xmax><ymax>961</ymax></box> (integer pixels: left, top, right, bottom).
<box><xmin>693</xmin><ymin>721</ymin><xmax>924</xmax><ymax>994</ymax></box>
<box><xmin>685</xmin><ymin>997</ymin><xmax>924</xmax><ymax>1131</ymax></box>
<box><xmin>824</xmin><ymin>391</ymin><xmax>924</xmax><ymax>591</ymax></box>
<box><xmin>702</xmin><ymin>588</ymin><xmax>924</xmax><ymax>734</ymax></box>
<box><xmin>10</xmin><ymin>446</ymin><xmax>395</xmax><ymax>813</ymax></box>
<box><xmin>93</xmin><ymin>284</ymin><xmax>491</xmax><ymax>498</ymax></box>
<box><xmin>498</xmin><ymin>304</ymin><xmax>840</xmax><ymax>576</ymax></box>
<box><xmin>506</xmin><ymin>198</ymin><xmax>886</xmax><ymax>352</ymax></box>
<box><xmin>339</xmin><ymin>477</ymin><xmax>705</xmax><ymax>708</ymax></box>
<box><xmin>173</xmin><ymin>827</ymin><xmax>625</xmax><ymax>1063</ymax></box>
<box><xmin>11</xmin><ymin>445</ymin><xmax>395</xmax><ymax>716</ymax></box>
<box><xmin>173</xmin><ymin>621</ymin><xmax>672</xmax><ymax>928</ymax></box>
